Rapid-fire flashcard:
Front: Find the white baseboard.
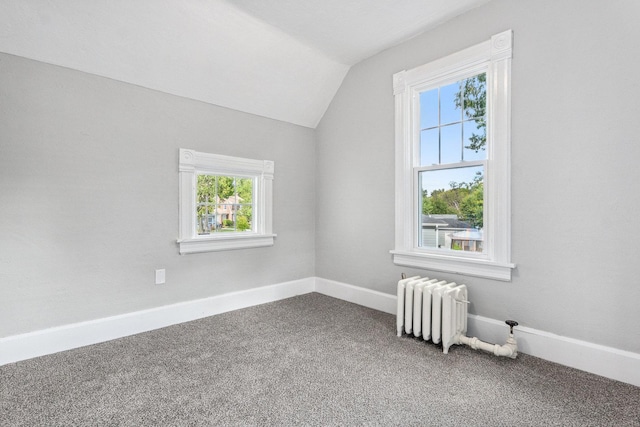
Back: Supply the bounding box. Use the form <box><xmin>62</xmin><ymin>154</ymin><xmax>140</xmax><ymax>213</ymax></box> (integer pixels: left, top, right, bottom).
<box><xmin>0</xmin><ymin>277</ymin><xmax>314</xmax><ymax>366</ymax></box>
<box><xmin>2</xmin><ymin>276</ymin><xmax>639</xmax><ymax>388</ymax></box>
<box><xmin>316</xmin><ymin>279</ymin><xmax>640</xmax><ymax>387</ymax></box>
<box><xmin>466</xmin><ymin>314</ymin><xmax>640</xmax><ymax>388</ymax></box>
<box><xmin>313</xmin><ymin>277</ymin><xmax>397</xmax><ymax>314</ymax></box>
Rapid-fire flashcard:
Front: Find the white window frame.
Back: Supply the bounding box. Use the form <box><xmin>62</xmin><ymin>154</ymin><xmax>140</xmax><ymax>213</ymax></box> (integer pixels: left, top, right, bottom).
<box><xmin>178</xmin><ymin>149</ymin><xmax>275</xmax><ymax>254</ymax></box>
<box><xmin>390</xmin><ymin>30</ymin><xmax>515</xmax><ymax>281</ymax></box>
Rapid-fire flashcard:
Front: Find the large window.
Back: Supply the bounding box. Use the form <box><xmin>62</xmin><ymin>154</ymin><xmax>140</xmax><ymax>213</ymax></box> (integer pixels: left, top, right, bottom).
<box><xmin>178</xmin><ymin>149</ymin><xmax>275</xmax><ymax>254</ymax></box>
<box><xmin>391</xmin><ymin>30</ymin><xmax>515</xmax><ymax>281</ymax></box>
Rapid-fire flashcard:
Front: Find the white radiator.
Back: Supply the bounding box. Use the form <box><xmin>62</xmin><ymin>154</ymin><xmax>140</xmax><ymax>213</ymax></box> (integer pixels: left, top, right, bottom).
<box><xmin>396</xmin><ymin>275</ymin><xmax>469</xmax><ymax>354</ymax></box>
<box><xmin>396</xmin><ymin>275</ymin><xmax>519</xmax><ymax>358</ymax></box>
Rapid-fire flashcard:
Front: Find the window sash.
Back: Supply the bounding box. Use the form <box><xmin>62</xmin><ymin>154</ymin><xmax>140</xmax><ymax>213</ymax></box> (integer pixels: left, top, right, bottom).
<box><xmin>412</xmin><ymin>72</ymin><xmax>489</xmax><ymax>262</ymax></box>
<box><xmin>195</xmin><ymin>173</ymin><xmax>256</xmax><ymax>234</ymax></box>
<box><xmin>414</xmin><ymin>160</ymin><xmax>486</xmax><ymax>255</ymax></box>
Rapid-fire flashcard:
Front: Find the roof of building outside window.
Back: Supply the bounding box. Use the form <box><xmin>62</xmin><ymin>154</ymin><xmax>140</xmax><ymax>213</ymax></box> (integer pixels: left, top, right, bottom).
<box><xmin>421</xmin><ymin>214</ymin><xmax>473</xmax><ymax>229</ymax></box>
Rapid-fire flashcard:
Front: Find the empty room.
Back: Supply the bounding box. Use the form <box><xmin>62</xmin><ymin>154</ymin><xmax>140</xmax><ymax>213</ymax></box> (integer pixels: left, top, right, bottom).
<box><xmin>1</xmin><ymin>0</ymin><xmax>639</xmax><ymax>425</ymax></box>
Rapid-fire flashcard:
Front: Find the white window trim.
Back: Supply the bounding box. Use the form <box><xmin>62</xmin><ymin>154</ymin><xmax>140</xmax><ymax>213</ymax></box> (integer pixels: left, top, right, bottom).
<box><xmin>390</xmin><ymin>30</ymin><xmax>515</xmax><ymax>281</ymax></box>
<box><xmin>178</xmin><ymin>149</ymin><xmax>275</xmax><ymax>254</ymax></box>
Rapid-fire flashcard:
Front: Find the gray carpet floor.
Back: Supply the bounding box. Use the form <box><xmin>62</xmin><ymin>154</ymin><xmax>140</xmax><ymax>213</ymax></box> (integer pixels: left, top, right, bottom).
<box><xmin>1</xmin><ymin>293</ymin><xmax>639</xmax><ymax>426</ymax></box>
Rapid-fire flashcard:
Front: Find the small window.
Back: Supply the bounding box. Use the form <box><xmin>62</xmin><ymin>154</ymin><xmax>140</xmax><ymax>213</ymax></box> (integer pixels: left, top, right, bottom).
<box><xmin>178</xmin><ymin>149</ymin><xmax>275</xmax><ymax>254</ymax></box>
<box><xmin>391</xmin><ymin>30</ymin><xmax>515</xmax><ymax>281</ymax></box>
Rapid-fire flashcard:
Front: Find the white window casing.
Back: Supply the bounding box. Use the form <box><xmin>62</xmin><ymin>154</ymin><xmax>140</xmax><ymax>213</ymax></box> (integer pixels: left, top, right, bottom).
<box><xmin>178</xmin><ymin>149</ymin><xmax>275</xmax><ymax>254</ymax></box>
<box><xmin>390</xmin><ymin>30</ymin><xmax>515</xmax><ymax>281</ymax></box>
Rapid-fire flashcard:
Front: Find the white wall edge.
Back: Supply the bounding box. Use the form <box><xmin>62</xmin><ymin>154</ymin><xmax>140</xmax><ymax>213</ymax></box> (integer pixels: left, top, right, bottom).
<box><xmin>0</xmin><ymin>277</ymin><xmax>315</xmax><ymax>366</ymax></box>
<box><xmin>3</xmin><ymin>276</ymin><xmax>639</xmax><ymax>388</ymax></box>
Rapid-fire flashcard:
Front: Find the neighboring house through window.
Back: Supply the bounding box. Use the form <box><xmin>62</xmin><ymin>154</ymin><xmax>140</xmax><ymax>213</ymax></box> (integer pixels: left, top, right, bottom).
<box><xmin>178</xmin><ymin>149</ymin><xmax>275</xmax><ymax>254</ymax></box>
<box><xmin>391</xmin><ymin>30</ymin><xmax>515</xmax><ymax>281</ymax></box>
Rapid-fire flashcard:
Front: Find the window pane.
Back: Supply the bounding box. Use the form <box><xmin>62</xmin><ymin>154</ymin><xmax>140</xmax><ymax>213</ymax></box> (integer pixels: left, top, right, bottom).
<box><xmin>462</xmin><ymin>73</ymin><xmax>486</xmax><ymax>120</ymax></box>
<box><xmin>419</xmin><ymin>166</ymin><xmax>484</xmax><ymax>251</ymax></box>
<box><xmin>217</xmin><ymin>176</ymin><xmax>235</xmax><ymax>201</ymax></box>
<box><xmin>463</xmin><ymin>119</ymin><xmax>486</xmax><ymax>161</ymax></box>
<box><xmin>236</xmin><ymin>177</ymin><xmax>253</xmax><ymax>231</ymax></box>
<box><xmin>197</xmin><ymin>175</ymin><xmax>215</xmax><ymax>234</ymax></box>
<box><xmin>439</xmin><ymin>82</ymin><xmax>461</xmax><ymax>125</ymax></box>
<box><xmin>420</xmin><ymin>128</ymin><xmax>439</xmax><ymax>166</ymax></box>
<box><xmin>420</xmin><ymin>89</ymin><xmax>438</xmax><ymax>129</ymax></box>
<box><xmin>440</xmin><ymin>123</ymin><xmax>462</xmax><ymax>164</ymax></box>
<box><xmin>237</xmin><ymin>178</ymin><xmax>253</xmax><ymax>204</ymax></box>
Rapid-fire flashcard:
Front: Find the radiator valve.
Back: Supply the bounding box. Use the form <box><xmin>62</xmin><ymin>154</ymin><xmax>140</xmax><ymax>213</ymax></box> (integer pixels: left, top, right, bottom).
<box><xmin>502</xmin><ymin>320</ymin><xmax>519</xmax><ymax>359</ymax></box>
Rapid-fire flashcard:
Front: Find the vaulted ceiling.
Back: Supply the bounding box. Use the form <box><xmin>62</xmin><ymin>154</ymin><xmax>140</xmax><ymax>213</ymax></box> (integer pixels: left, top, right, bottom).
<box><xmin>0</xmin><ymin>0</ymin><xmax>490</xmax><ymax>128</ymax></box>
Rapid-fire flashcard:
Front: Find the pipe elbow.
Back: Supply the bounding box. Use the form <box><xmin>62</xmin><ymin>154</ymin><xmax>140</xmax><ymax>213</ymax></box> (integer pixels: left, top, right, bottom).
<box><xmin>493</xmin><ymin>344</ymin><xmax>515</xmax><ymax>358</ymax></box>
<box><xmin>493</xmin><ymin>339</ymin><xmax>518</xmax><ymax>359</ymax></box>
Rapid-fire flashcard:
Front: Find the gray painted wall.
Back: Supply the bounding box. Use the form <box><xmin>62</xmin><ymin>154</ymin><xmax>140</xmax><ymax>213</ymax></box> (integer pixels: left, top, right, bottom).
<box><xmin>0</xmin><ymin>53</ymin><xmax>315</xmax><ymax>337</ymax></box>
<box><xmin>316</xmin><ymin>0</ymin><xmax>640</xmax><ymax>353</ymax></box>
<box><xmin>2</xmin><ymin>0</ymin><xmax>639</xmax><ymax>358</ymax></box>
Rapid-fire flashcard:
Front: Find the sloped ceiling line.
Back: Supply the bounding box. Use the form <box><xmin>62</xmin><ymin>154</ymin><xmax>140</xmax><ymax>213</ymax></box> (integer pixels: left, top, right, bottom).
<box><xmin>0</xmin><ymin>0</ymin><xmax>489</xmax><ymax>128</ymax></box>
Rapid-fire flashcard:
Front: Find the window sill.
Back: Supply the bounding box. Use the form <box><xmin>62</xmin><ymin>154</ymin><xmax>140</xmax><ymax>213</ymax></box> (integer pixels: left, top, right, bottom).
<box><xmin>178</xmin><ymin>233</ymin><xmax>276</xmax><ymax>254</ymax></box>
<box><xmin>390</xmin><ymin>250</ymin><xmax>515</xmax><ymax>281</ymax></box>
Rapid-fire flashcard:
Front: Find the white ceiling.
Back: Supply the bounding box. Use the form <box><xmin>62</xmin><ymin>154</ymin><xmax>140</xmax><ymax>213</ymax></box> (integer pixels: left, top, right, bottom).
<box><xmin>231</xmin><ymin>0</ymin><xmax>491</xmax><ymax>65</ymax></box>
<box><xmin>0</xmin><ymin>0</ymin><xmax>490</xmax><ymax>128</ymax></box>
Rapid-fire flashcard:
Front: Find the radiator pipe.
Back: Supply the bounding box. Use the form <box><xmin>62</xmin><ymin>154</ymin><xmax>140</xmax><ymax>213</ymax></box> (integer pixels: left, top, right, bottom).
<box><xmin>456</xmin><ymin>320</ymin><xmax>519</xmax><ymax>359</ymax></box>
<box><xmin>457</xmin><ymin>334</ymin><xmax>518</xmax><ymax>358</ymax></box>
